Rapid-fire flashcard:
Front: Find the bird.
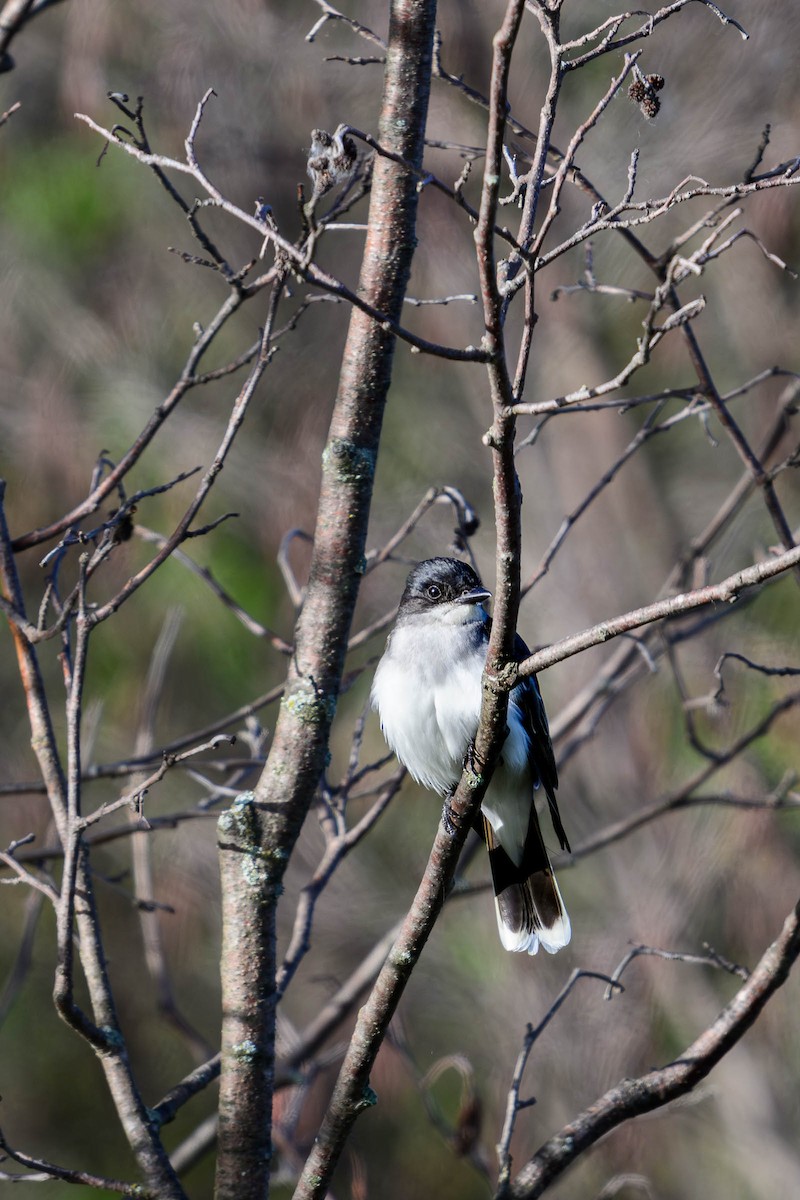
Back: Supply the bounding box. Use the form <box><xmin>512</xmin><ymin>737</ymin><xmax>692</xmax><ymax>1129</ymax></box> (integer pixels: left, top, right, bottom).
<box><xmin>371</xmin><ymin>557</ymin><xmax>570</xmax><ymax>955</ymax></box>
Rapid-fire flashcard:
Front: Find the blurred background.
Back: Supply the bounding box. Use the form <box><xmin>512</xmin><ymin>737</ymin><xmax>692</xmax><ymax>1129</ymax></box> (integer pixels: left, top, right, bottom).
<box><xmin>0</xmin><ymin>1</ymin><xmax>799</xmax><ymax>1197</ymax></box>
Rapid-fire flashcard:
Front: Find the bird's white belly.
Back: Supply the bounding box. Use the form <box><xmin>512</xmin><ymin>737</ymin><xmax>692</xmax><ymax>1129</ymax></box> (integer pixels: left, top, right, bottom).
<box><xmin>373</xmin><ymin>650</ymin><xmax>482</xmax><ymax>794</ymax></box>
<box><xmin>372</xmin><ymin>620</ymin><xmax>535</xmax><ymax>865</ymax></box>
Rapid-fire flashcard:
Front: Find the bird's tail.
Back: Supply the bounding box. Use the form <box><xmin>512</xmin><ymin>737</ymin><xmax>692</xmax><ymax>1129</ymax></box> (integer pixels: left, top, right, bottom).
<box><xmin>483</xmin><ymin>814</ymin><xmax>571</xmax><ymax>955</ymax></box>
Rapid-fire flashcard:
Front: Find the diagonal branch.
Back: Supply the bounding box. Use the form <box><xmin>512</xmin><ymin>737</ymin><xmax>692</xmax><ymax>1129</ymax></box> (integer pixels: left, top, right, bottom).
<box><xmin>515</xmin><ymin>542</ymin><xmax>800</xmax><ymax>681</ymax></box>
<box><xmin>507</xmin><ymin>898</ymin><xmax>800</xmax><ymax>1198</ymax></box>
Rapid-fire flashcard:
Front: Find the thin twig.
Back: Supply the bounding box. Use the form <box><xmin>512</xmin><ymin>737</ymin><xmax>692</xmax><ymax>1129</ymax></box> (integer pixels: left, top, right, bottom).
<box><xmin>496</xmin><ymin>970</ymin><xmax>620</xmax><ymax>1191</ymax></box>
<box><xmin>604</xmin><ymin>942</ymin><xmax>750</xmax><ymax>1001</ymax></box>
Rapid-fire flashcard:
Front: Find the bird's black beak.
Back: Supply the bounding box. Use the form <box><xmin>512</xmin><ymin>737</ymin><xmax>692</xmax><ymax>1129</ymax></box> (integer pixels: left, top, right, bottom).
<box><xmin>456</xmin><ymin>586</ymin><xmax>491</xmax><ymax>606</ymax></box>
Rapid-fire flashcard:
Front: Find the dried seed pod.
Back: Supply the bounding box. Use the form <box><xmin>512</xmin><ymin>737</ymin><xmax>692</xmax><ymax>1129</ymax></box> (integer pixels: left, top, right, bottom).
<box><xmin>628</xmin><ymin>68</ymin><xmax>665</xmax><ymax>120</ymax></box>
<box><xmin>642</xmin><ymin>93</ymin><xmax>661</xmax><ymax>119</ymax></box>
<box><xmin>628</xmin><ymin>78</ymin><xmax>647</xmax><ymax>104</ymax></box>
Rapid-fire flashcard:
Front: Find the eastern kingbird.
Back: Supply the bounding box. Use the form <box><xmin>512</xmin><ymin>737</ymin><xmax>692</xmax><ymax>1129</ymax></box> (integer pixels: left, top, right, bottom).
<box><xmin>371</xmin><ymin>557</ymin><xmax>570</xmax><ymax>955</ymax></box>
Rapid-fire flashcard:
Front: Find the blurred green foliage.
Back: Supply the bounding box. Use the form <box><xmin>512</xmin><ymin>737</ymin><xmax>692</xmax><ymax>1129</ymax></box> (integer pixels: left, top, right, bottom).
<box><xmin>4</xmin><ymin>138</ymin><xmax>128</xmax><ymax>264</ymax></box>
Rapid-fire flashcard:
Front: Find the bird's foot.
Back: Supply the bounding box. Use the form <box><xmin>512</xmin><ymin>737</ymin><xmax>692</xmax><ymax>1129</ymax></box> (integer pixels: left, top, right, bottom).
<box><xmin>462</xmin><ymin>740</ymin><xmax>484</xmax><ymax>780</ymax></box>
<box><xmin>441</xmin><ymin>791</ymin><xmax>458</xmax><ymax>837</ymax></box>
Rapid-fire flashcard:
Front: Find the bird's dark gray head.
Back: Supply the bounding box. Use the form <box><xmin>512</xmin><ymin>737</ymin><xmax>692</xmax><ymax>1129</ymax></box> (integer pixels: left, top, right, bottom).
<box><xmin>397</xmin><ymin>557</ymin><xmax>491</xmax><ymax>622</ymax></box>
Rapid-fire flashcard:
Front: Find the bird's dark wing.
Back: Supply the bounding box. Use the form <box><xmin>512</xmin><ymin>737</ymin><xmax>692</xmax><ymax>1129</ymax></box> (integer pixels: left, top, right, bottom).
<box><xmin>512</xmin><ymin>631</ymin><xmax>570</xmax><ymax>853</ymax></box>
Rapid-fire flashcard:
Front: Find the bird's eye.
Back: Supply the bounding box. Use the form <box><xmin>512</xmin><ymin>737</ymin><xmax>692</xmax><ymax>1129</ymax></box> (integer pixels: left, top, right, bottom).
<box><xmin>426</xmin><ymin>584</ymin><xmax>442</xmax><ymax>600</ymax></box>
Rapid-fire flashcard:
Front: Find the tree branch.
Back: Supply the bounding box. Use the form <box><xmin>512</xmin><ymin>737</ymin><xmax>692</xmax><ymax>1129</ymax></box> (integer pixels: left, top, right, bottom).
<box><xmin>516</xmin><ymin>543</ymin><xmax>800</xmax><ymax>680</ymax></box>
<box><xmin>507</xmin><ymin>898</ymin><xmax>800</xmax><ymax>1198</ymax></box>
<box><xmin>213</xmin><ymin>4</ymin><xmax>440</xmax><ymax>1197</ymax></box>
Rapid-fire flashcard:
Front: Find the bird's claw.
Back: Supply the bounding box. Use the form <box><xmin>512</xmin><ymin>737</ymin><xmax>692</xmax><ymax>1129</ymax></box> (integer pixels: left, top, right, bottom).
<box><xmin>462</xmin><ymin>740</ymin><xmax>483</xmax><ymax>777</ymax></box>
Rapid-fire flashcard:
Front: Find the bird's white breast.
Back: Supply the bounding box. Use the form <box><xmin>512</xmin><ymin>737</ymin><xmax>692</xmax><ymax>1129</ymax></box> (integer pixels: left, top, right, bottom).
<box><xmin>372</xmin><ymin>609</ymin><xmax>537</xmax><ymax>866</ymax></box>
<box><xmin>371</xmin><ymin>616</ymin><xmax>484</xmax><ymax>795</ymax></box>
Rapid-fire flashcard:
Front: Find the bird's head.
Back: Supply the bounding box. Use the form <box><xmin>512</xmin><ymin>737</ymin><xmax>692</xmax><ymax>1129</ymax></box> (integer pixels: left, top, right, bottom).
<box><xmin>396</xmin><ymin>557</ymin><xmax>491</xmax><ymax>626</ymax></box>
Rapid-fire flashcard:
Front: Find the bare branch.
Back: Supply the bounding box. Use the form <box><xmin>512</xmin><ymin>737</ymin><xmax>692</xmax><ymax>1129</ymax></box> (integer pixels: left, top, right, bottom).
<box><xmin>497</xmin><ymin>971</ymin><xmax>620</xmax><ymax>1191</ymax></box>
<box><xmin>292</xmin><ymin>11</ymin><xmax>531</xmax><ymax>1196</ymax></box>
<box><xmin>523</xmin><ymin>400</ymin><xmax>708</xmax><ymax>590</ymax></box>
<box><xmin>561</xmin><ymin>1</ymin><xmax>748</xmax><ymax>72</ymax></box>
<box><xmin>0</xmin><ymin>99</ymin><xmax>21</xmax><ymax>125</ymax></box>
<box><xmin>306</xmin><ymin>0</ymin><xmax>386</xmax><ymax>51</ymax></box>
<box><xmin>135</xmin><ymin>526</ymin><xmax>293</xmax><ymax>653</ymax></box>
<box><xmin>276</xmin><ymin>769</ymin><xmax>404</xmax><ymax>1000</ymax></box>
<box><xmin>566</xmin><ymin>693</ymin><xmax>800</xmax><ymax>864</ymax></box>
<box><xmin>74</xmin><ymin>111</ymin><xmax>488</xmax><ymax>366</ymax></box>
<box><xmin>508</xmin><ymin>899</ymin><xmax>800</xmax><ymax>1199</ymax></box>
<box><xmin>1</xmin><ymin>490</ymin><xmax>187</xmax><ymax>1195</ymax></box>
<box><xmin>604</xmin><ymin>942</ymin><xmax>750</xmax><ymax>1001</ymax></box>
<box><xmin>0</xmin><ymin>1129</ymin><xmax>152</xmax><ymax>1195</ymax></box>
<box><xmin>11</xmin><ymin>287</ymin><xmax>248</xmax><ymax>553</ymax></box>
<box><xmin>0</xmin><ymin>843</ymin><xmax>58</xmax><ymax>905</ymax></box>
<box><xmin>516</xmin><ymin>543</ymin><xmax>800</xmax><ymax>681</ymax></box>
<box><xmin>215</xmin><ymin>5</ymin><xmax>441</xmax><ymax>1195</ymax></box>
<box><xmin>524</xmin><ymin>53</ymin><xmax>640</xmax><ymax>265</ymax></box>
